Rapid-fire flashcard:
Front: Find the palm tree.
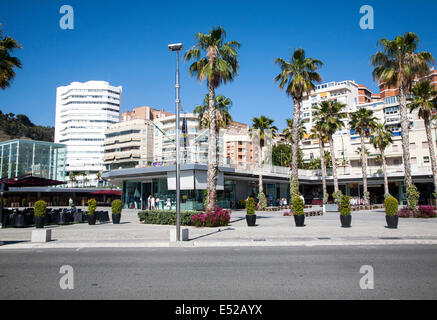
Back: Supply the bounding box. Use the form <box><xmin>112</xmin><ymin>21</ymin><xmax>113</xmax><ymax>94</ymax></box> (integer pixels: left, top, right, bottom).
<box><xmin>0</xmin><ymin>24</ymin><xmax>22</xmax><ymax>89</ymax></box>
<box><xmin>283</xmin><ymin>118</ymin><xmax>307</xmax><ymax>145</ymax></box>
<box><xmin>312</xmin><ymin>100</ymin><xmax>347</xmax><ymax>195</ymax></box>
<box><xmin>408</xmin><ymin>81</ymin><xmax>437</xmax><ymax>197</ymax></box>
<box><xmin>184</xmin><ymin>26</ymin><xmax>240</xmax><ymax>211</ymax></box>
<box><xmin>370</xmin><ymin>122</ymin><xmax>394</xmax><ymax>196</ymax></box>
<box><xmin>309</xmin><ymin>122</ymin><xmax>329</xmax><ymax>204</ymax></box>
<box><xmin>249</xmin><ymin>116</ymin><xmax>278</xmax><ymax>194</ymax></box>
<box><xmin>371</xmin><ymin>32</ymin><xmax>435</xmax><ymax>187</ymax></box>
<box><xmin>349</xmin><ymin>108</ymin><xmax>378</xmax><ymax>205</ymax></box>
<box><xmin>69</xmin><ymin>172</ymin><xmax>77</xmax><ymax>188</ymax></box>
<box><xmin>275</xmin><ymin>48</ymin><xmax>323</xmax><ymax>197</ymax></box>
<box><xmin>194</xmin><ymin>94</ymin><xmax>232</xmax><ymax>131</ymax></box>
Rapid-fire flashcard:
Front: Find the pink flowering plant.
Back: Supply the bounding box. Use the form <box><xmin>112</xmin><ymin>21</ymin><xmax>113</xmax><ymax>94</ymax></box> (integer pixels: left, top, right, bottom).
<box><xmin>398</xmin><ymin>205</ymin><xmax>436</xmax><ymax>218</ymax></box>
<box><xmin>191</xmin><ymin>207</ymin><xmax>231</xmax><ymax>227</ymax></box>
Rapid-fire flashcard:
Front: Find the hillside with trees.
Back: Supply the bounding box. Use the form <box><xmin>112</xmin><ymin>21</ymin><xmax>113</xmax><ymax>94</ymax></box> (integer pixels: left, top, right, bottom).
<box><xmin>0</xmin><ymin>110</ymin><xmax>54</xmax><ymax>142</ymax></box>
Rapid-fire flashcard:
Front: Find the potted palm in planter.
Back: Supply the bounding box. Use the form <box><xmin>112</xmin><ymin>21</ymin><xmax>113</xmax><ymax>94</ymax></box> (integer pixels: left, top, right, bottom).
<box><xmin>111</xmin><ymin>199</ymin><xmax>122</xmax><ymax>224</ymax></box>
<box><xmin>245</xmin><ymin>197</ymin><xmax>256</xmax><ymax>226</ymax></box>
<box><xmin>292</xmin><ymin>196</ymin><xmax>305</xmax><ymax>227</ymax></box>
<box><xmin>34</xmin><ymin>200</ymin><xmax>47</xmax><ymax>228</ymax></box>
<box><xmin>339</xmin><ymin>195</ymin><xmax>351</xmax><ymax>227</ymax></box>
<box><xmin>87</xmin><ymin>198</ymin><xmax>97</xmax><ymax>225</ymax></box>
<box><xmin>384</xmin><ymin>196</ymin><xmax>399</xmax><ymax>228</ymax></box>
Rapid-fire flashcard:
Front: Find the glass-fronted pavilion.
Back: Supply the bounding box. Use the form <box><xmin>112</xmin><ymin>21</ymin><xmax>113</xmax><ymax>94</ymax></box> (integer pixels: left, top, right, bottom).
<box><xmin>0</xmin><ymin>139</ymin><xmax>66</xmax><ymax>181</ymax></box>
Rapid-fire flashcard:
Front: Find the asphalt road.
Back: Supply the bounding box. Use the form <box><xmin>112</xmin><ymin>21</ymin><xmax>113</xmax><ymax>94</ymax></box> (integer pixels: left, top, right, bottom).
<box><xmin>0</xmin><ymin>245</ymin><xmax>436</xmax><ymax>300</ymax></box>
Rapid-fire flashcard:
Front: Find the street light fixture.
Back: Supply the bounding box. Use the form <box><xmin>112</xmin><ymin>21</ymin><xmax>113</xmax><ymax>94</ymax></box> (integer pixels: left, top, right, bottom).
<box><xmin>168</xmin><ymin>42</ymin><xmax>183</xmax><ymax>241</ymax></box>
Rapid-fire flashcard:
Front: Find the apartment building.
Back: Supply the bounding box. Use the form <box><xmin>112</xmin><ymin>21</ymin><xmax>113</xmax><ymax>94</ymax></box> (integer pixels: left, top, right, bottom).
<box><xmin>103</xmin><ymin>106</ymin><xmax>172</xmax><ymax>170</ymax></box>
<box><xmin>54</xmin><ymin>81</ymin><xmax>122</xmax><ymax>187</ymax></box>
<box><xmin>153</xmin><ymin>113</ymin><xmax>216</xmax><ymax>164</ymax></box>
<box><xmin>222</xmin><ymin>121</ymin><xmax>257</xmax><ymax>170</ymax></box>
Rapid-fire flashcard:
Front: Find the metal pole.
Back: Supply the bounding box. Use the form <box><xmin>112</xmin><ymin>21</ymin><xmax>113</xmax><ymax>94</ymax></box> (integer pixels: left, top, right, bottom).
<box><xmin>0</xmin><ymin>181</ymin><xmax>5</xmax><ymax>228</ymax></box>
<box><xmin>175</xmin><ymin>50</ymin><xmax>181</xmax><ymax>242</ymax></box>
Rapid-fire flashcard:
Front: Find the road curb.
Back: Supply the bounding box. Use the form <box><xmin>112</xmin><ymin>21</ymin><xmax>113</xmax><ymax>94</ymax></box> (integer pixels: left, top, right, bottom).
<box><xmin>1</xmin><ymin>239</ymin><xmax>437</xmax><ymax>250</ymax></box>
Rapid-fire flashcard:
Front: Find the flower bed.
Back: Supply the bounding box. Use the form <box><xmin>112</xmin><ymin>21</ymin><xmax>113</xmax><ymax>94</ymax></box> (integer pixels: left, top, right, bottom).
<box><xmin>191</xmin><ymin>207</ymin><xmax>231</xmax><ymax>227</ymax></box>
<box><xmin>398</xmin><ymin>206</ymin><xmax>437</xmax><ymax>218</ymax></box>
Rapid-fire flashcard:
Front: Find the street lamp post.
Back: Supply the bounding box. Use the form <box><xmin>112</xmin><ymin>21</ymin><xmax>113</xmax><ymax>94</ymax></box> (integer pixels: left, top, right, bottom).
<box><xmin>168</xmin><ymin>43</ymin><xmax>183</xmax><ymax>241</ymax></box>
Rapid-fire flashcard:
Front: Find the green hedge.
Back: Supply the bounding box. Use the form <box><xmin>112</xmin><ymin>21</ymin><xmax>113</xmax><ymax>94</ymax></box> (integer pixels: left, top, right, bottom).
<box><xmin>384</xmin><ymin>196</ymin><xmax>398</xmax><ymax>216</ymax></box>
<box><xmin>138</xmin><ymin>210</ymin><xmax>202</xmax><ymax>226</ymax></box>
<box><xmin>34</xmin><ymin>200</ymin><xmax>47</xmax><ymax>217</ymax></box>
<box><xmin>111</xmin><ymin>199</ymin><xmax>122</xmax><ymax>215</ymax></box>
<box><xmin>292</xmin><ymin>196</ymin><xmax>304</xmax><ymax>216</ymax></box>
<box><xmin>340</xmin><ymin>195</ymin><xmax>351</xmax><ymax>216</ymax></box>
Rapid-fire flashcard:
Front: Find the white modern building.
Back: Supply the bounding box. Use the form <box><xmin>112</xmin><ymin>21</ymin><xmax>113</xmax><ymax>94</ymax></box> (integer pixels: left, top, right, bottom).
<box><xmin>55</xmin><ymin>81</ymin><xmax>122</xmax><ymax>187</ymax></box>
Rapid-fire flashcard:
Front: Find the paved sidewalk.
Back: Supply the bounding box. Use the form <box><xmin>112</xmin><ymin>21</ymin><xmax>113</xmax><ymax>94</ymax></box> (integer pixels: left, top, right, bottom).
<box><xmin>1</xmin><ymin>207</ymin><xmax>437</xmax><ymax>249</ymax></box>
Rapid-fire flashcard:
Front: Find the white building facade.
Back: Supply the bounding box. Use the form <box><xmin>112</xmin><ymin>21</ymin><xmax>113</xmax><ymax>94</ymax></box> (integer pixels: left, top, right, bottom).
<box><xmin>55</xmin><ymin>81</ymin><xmax>122</xmax><ymax>187</ymax></box>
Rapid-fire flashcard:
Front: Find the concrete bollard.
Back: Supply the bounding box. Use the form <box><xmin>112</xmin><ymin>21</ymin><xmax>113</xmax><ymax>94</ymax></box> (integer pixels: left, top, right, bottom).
<box><xmin>169</xmin><ymin>228</ymin><xmax>189</xmax><ymax>242</ymax></box>
<box><xmin>31</xmin><ymin>229</ymin><xmax>52</xmax><ymax>243</ymax></box>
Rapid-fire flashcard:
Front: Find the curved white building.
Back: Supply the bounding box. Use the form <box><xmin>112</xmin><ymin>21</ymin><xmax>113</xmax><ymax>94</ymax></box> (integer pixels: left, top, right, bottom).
<box><xmin>55</xmin><ymin>81</ymin><xmax>122</xmax><ymax>187</ymax></box>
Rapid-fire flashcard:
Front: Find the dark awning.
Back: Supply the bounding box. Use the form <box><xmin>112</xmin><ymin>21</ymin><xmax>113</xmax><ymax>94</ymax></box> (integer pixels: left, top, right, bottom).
<box><xmin>0</xmin><ymin>174</ymin><xmax>66</xmax><ymax>188</ymax></box>
<box><xmin>89</xmin><ymin>190</ymin><xmax>122</xmax><ymax>196</ymax></box>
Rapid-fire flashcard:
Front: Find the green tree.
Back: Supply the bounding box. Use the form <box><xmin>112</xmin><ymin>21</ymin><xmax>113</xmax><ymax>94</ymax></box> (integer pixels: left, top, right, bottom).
<box><xmin>193</xmin><ymin>94</ymin><xmax>232</xmax><ymax>131</ymax></box>
<box><xmin>249</xmin><ymin>115</ymin><xmax>278</xmax><ymax>194</ymax></box>
<box><xmin>370</xmin><ymin>122</ymin><xmax>394</xmax><ymax>196</ymax></box>
<box><xmin>349</xmin><ymin>108</ymin><xmax>378</xmax><ymax>205</ymax></box>
<box><xmin>0</xmin><ymin>24</ymin><xmax>22</xmax><ymax>89</ymax></box>
<box><xmin>371</xmin><ymin>32</ymin><xmax>435</xmax><ymax>187</ymax></box>
<box><xmin>184</xmin><ymin>26</ymin><xmax>240</xmax><ymax>211</ymax></box>
<box><xmin>408</xmin><ymin>81</ymin><xmax>437</xmax><ymax>199</ymax></box>
<box><xmin>312</xmin><ymin>100</ymin><xmax>347</xmax><ymax>195</ymax></box>
<box><xmin>274</xmin><ymin>48</ymin><xmax>323</xmax><ymax>196</ymax></box>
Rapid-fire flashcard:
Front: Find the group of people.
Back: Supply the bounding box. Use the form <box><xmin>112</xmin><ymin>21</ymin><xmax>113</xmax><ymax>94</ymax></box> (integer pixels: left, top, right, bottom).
<box><xmin>276</xmin><ymin>198</ymin><xmax>288</xmax><ymax>206</ymax></box>
<box><xmin>146</xmin><ymin>195</ymin><xmax>173</xmax><ymax>210</ymax></box>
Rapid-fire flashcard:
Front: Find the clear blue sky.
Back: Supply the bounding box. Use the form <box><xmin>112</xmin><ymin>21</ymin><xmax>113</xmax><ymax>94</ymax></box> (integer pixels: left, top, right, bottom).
<box><xmin>1</xmin><ymin>0</ymin><xmax>436</xmax><ymax>130</ymax></box>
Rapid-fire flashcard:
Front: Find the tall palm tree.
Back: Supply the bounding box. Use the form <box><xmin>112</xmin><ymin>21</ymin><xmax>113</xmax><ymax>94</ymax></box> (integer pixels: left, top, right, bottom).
<box><xmin>312</xmin><ymin>100</ymin><xmax>347</xmax><ymax>195</ymax></box>
<box><xmin>349</xmin><ymin>108</ymin><xmax>378</xmax><ymax>206</ymax></box>
<box><xmin>249</xmin><ymin>116</ymin><xmax>278</xmax><ymax>194</ymax></box>
<box><xmin>283</xmin><ymin>118</ymin><xmax>307</xmax><ymax>145</ymax></box>
<box><xmin>184</xmin><ymin>26</ymin><xmax>240</xmax><ymax>211</ymax></box>
<box><xmin>408</xmin><ymin>81</ymin><xmax>437</xmax><ymax>197</ymax></box>
<box><xmin>274</xmin><ymin>48</ymin><xmax>323</xmax><ymax>197</ymax></box>
<box><xmin>309</xmin><ymin>122</ymin><xmax>329</xmax><ymax>203</ymax></box>
<box><xmin>0</xmin><ymin>24</ymin><xmax>22</xmax><ymax>89</ymax></box>
<box><xmin>194</xmin><ymin>94</ymin><xmax>232</xmax><ymax>131</ymax></box>
<box><xmin>370</xmin><ymin>122</ymin><xmax>394</xmax><ymax>196</ymax></box>
<box><xmin>371</xmin><ymin>32</ymin><xmax>435</xmax><ymax>187</ymax></box>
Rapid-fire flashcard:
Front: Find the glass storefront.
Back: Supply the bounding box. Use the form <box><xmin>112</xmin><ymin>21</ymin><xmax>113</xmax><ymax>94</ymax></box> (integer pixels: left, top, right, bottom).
<box><xmin>0</xmin><ymin>139</ymin><xmax>66</xmax><ymax>180</ymax></box>
<box><xmin>122</xmin><ymin>177</ymin><xmax>240</xmax><ymax>210</ymax></box>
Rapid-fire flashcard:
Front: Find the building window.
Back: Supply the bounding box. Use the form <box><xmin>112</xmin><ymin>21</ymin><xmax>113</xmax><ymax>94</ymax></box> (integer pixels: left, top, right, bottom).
<box><xmin>410</xmin><ymin>143</ymin><xmax>416</xmax><ymax>150</ymax></box>
<box><xmin>424</xmin><ymin>156</ymin><xmax>430</xmax><ymax>163</ymax></box>
<box><xmin>422</xmin><ymin>141</ymin><xmax>429</xmax><ymax>148</ymax></box>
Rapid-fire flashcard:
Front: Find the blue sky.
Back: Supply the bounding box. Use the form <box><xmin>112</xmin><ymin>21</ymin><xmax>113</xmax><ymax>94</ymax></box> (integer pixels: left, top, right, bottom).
<box><xmin>1</xmin><ymin>0</ymin><xmax>436</xmax><ymax>130</ymax></box>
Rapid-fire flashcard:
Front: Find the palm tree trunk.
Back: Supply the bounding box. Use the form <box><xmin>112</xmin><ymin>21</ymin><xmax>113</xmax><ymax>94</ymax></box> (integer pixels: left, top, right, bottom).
<box><xmin>381</xmin><ymin>147</ymin><xmax>389</xmax><ymax>195</ymax></box>
<box><xmin>290</xmin><ymin>99</ymin><xmax>301</xmax><ymax>196</ymax></box>
<box><xmin>329</xmin><ymin>135</ymin><xmax>339</xmax><ymax>193</ymax></box>
<box><xmin>319</xmin><ymin>140</ymin><xmax>327</xmax><ymax>203</ymax></box>
<box><xmin>399</xmin><ymin>85</ymin><xmax>412</xmax><ymax>186</ymax></box>
<box><xmin>424</xmin><ymin>117</ymin><xmax>437</xmax><ymax>201</ymax></box>
<box><xmin>259</xmin><ymin>145</ymin><xmax>263</xmax><ymax>193</ymax></box>
<box><xmin>206</xmin><ymin>83</ymin><xmax>218</xmax><ymax>211</ymax></box>
<box><xmin>360</xmin><ymin>129</ymin><xmax>369</xmax><ymax>205</ymax></box>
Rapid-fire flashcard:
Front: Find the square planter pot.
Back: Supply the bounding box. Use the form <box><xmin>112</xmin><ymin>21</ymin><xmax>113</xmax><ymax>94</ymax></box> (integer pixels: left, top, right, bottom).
<box><xmin>340</xmin><ymin>214</ymin><xmax>352</xmax><ymax>228</ymax></box>
<box><xmin>88</xmin><ymin>214</ymin><xmax>97</xmax><ymax>225</ymax></box>
<box><xmin>34</xmin><ymin>216</ymin><xmax>45</xmax><ymax>228</ymax></box>
<box><xmin>386</xmin><ymin>215</ymin><xmax>398</xmax><ymax>229</ymax></box>
<box><xmin>246</xmin><ymin>214</ymin><xmax>256</xmax><ymax>226</ymax></box>
<box><xmin>294</xmin><ymin>214</ymin><xmax>305</xmax><ymax>227</ymax></box>
<box><xmin>112</xmin><ymin>214</ymin><xmax>121</xmax><ymax>224</ymax></box>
